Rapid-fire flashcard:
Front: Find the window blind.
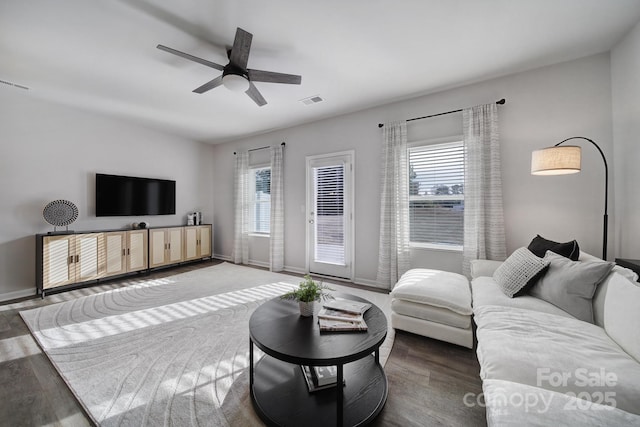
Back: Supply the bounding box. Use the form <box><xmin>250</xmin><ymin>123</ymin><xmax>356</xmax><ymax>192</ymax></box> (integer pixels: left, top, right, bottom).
<box><xmin>251</xmin><ymin>167</ymin><xmax>271</xmax><ymax>233</ymax></box>
<box><xmin>408</xmin><ymin>141</ymin><xmax>464</xmax><ymax>246</ymax></box>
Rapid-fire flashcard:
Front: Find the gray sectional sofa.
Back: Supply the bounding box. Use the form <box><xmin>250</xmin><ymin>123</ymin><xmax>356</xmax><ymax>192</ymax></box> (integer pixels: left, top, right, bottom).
<box><xmin>470</xmin><ymin>252</ymin><xmax>640</xmax><ymax>426</ymax></box>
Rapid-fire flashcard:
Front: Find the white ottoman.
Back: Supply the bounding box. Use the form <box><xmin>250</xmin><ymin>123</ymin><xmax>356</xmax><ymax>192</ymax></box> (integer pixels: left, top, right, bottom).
<box><xmin>390</xmin><ymin>269</ymin><xmax>473</xmax><ymax>349</ymax></box>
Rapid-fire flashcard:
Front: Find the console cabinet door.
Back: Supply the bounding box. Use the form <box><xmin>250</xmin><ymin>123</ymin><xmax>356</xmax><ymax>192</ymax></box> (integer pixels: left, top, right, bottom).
<box><xmin>74</xmin><ymin>233</ymin><xmax>104</xmax><ymax>282</ymax></box>
<box><xmin>127</xmin><ymin>230</ymin><xmax>148</xmax><ymax>272</ymax></box>
<box><xmin>149</xmin><ymin>228</ymin><xmax>183</xmax><ymax>268</ymax></box>
<box><xmin>42</xmin><ymin>235</ymin><xmax>75</xmax><ymax>289</ymax></box>
<box><xmin>184</xmin><ymin>225</ymin><xmax>212</xmax><ymax>261</ymax></box>
<box><xmin>167</xmin><ymin>228</ymin><xmax>183</xmax><ymax>264</ymax></box>
<box><xmin>104</xmin><ymin>232</ymin><xmax>127</xmax><ymax>277</ymax></box>
<box><xmin>199</xmin><ymin>225</ymin><xmax>211</xmax><ymax>258</ymax></box>
<box><xmin>42</xmin><ymin>233</ymin><xmax>104</xmax><ymax>290</ymax></box>
<box><xmin>184</xmin><ymin>227</ymin><xmax>199</xmax><ymax>261</ymax></box>
<box><xmin>149</xmin><ymin>229</ymin><xmax>168</xmax><ymax>268</ymax></box>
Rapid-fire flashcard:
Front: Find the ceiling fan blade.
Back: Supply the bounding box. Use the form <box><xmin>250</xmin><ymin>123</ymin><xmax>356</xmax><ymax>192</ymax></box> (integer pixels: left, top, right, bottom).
<box><xmin>229</xmin><ymin>27</ymin><xmax>252</xmax><ymax>70</ymax></box>
<box><xmin>157</xmin><ymin>44</ymin><xmax>224</xmax><ymax>71</ymax></box>
<box><xmin>248</xmin><ymin>69</ymin><xmax>302</xmax><ymax>85</ymax></box>
<box><xmin>245</xmin><ymin>83</ymin><xmax>267</xmax><ymax>107</ymax></box>
<box><xmin>193</xmin><ymin>75</ymin><xmax>223</xmax><ymax>94</ymax></box>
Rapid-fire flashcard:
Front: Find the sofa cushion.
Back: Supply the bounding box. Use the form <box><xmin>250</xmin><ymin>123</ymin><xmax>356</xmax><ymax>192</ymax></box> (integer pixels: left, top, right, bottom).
<box><xmin>469</xmin><ymin>259</ymin><xmax>504</xmax><ymax>279</ymax></box>
<box><xmin>391</xmin><ymin>299</ymin><xmax>471</xmax><ymax>329</ymax></box>
<box><xmin>528</xmin><ymin>251</ymin><xmax>613</xmax><ymax>323</ymax></box>
<box><xmin>483</xmin><ymin>379</ymin><xmax>640</xmax><ymax>426</ymax></box>
<box><xmin>391</xmin><ymin>269</ymin><xmax>472</xmax><ymax>315</ymax></box>
<box><xmin>474</xmin><ymin>305</ymin><xmax>640</xmax><ymax>415</ymax></box>
<box><xmin>471</xmin><ymin>276</ymin><xmax>574</xmax><ymax>318</ymax></box>
<box><xmin>593</xmin><ymin>265</ymin><xmax>639</xmax><ymax>328</ymax></box>
<box><xmin>492</xmin><ymin>247</ymin><xmax>549</xmax><ymax>297</ymax></box>
<box><xmin>527</xmin><ymin>234</ymin><xmax>580</xmax><ymax>260</ymax></box>
<box><xmin>604</xmin><ymin>272</ymin><xmax>640</xmax><ymax>363</ymax></box>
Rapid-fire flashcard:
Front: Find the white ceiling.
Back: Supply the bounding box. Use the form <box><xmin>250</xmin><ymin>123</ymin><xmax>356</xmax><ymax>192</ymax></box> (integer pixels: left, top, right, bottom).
<box><xmin>2</xmin><ymin>0</ymin><xmax>640</xmax><ymax>144</ymax></box>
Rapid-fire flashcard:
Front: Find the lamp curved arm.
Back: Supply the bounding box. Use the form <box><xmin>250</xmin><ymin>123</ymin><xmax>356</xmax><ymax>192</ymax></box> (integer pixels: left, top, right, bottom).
<box><xmin>555</xmin><ymin>136</ymin><xmax>608</xmax><ymax>259</ymax></box>
<box><xmin>554</xmin><ymin>137</ymin><xmax>608</xmax><ymax>216</ymax></box>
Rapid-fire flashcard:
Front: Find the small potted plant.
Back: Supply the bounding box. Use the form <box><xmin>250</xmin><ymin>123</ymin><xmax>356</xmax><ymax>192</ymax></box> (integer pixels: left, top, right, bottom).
<box><xmin>281</xmin><ymin>275</ymin><xmax>334</xmax><ymax>317</ymax></box>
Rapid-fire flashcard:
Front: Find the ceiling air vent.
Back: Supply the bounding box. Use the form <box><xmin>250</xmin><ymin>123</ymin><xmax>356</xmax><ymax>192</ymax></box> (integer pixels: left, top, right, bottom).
<box><xmin>300</xmin><ymin>95</ymin><xmax>324</xmax><ymax>105</ymax></box>
<box><xmin>0</xmin><ymin>78</ymin><xmax>29</xmax><ymax>91</ymax></box>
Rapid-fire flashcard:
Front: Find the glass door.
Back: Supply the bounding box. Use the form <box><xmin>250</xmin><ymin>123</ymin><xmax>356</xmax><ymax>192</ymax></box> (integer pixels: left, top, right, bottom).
<box><xmin>306</xmin><ymin>151</ymin><xmax>354</xmax><ymax>280</ymax></box>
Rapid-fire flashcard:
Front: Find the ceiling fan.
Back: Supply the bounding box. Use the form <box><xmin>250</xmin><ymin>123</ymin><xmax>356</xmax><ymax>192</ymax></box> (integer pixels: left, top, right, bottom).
<box><xmin>157</xmin><ymin>27</ymin><xmax>302</xmax><ymax>106</ymax></box>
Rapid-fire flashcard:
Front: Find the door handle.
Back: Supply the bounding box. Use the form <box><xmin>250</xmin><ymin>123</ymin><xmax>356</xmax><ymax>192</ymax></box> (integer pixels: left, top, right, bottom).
<box><xmin>309</xmin><ymin>219</ymin><xmax>314</xmax><ymax>224</ymax></box>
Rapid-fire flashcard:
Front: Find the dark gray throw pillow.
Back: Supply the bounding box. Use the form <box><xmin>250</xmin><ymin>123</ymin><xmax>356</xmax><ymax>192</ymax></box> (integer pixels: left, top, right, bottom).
<box><xmin>528</xmin><ymin>251</ymin><xmax>613</xmax><ymax>323</ymax></box>
<box><xmin>493</xmin><ymin>247</ymin><xmax>550</xmax><ymax>298</ymax></box>
<box><xmin>528</xmin><ymin>234</ymin><xmax>580</xmax><ymax>260</ymax></box>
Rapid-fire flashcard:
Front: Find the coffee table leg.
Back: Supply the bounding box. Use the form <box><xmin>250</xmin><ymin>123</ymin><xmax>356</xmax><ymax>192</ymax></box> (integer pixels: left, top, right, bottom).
<box><xmin>249</xmin><ymin>338</ymin><xmax>254</xmax><ymax>389</ymax></box>
<box><xmin>337</xmin><ymin>363</ymin><xmax>344</xmax><ymax>427</ymax></box>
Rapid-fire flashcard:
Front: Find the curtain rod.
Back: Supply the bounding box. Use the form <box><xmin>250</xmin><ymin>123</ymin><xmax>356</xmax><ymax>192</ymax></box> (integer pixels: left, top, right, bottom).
<box><xmin>234</xmin><ymin>142</ymin><xmax>285</xmax><ymax>155</ymax></box>
<box><xmin>377</xmin><ymin>98</ymin><xmax>506</xmax><ymax>128</ymax></box>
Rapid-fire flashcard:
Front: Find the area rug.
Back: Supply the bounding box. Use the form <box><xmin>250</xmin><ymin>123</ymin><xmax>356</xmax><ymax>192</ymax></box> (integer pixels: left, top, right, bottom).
<box><xmin>20</xmin><ymin>263</ymin><xmax>394</xmax><ymax>426</ymax></box>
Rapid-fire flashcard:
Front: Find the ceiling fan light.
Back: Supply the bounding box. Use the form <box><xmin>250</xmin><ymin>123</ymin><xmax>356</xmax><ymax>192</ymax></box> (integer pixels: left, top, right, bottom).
<box><xmin>222</xmin><ymin>74</ymin><xmax>250</xmax><ymax>92</ymax></box>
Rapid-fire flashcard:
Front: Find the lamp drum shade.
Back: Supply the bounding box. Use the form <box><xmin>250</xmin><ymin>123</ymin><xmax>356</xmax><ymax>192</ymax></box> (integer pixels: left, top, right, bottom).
<box><xmin>531</xmin><ymin>145</ymin><xmax>581</xmax><ymax>175</ymax></box>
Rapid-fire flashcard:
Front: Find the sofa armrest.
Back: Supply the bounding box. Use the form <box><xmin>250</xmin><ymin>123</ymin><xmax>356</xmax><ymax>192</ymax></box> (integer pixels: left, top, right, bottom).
<box><xmin>470</xmin><ymin>259</ymin><xmax>503</xmax><ymax>279</ymax></box>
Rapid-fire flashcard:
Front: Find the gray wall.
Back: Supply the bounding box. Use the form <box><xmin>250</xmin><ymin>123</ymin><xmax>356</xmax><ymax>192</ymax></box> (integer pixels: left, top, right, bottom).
<box><xmin>612</xmin><ymin>20</ymin><xmax>640</xmax><ymax>258</ymax></box>
<box><xmin>212</xmin><ymin>53</ymin><xmax>616</xmax><ymax>287</ymax></box>
<box><xmin>0</xmin><ymin>91</ymin><xmax>214</xmax><ymax>301</ymax></box>
<box><xmin>1</xmin><ymin>48</ymin><xmax>629</xmax><ymax>300</ymax></box>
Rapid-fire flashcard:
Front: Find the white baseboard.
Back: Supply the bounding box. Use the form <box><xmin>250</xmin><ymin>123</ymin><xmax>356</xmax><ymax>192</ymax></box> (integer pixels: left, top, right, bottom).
<box><xmin>213</xmin><ymin>254</ymin><xmax>231</xmax><ymax>262</ymax></box>
<box><xmin>213</xmin><ymin>256</ymin><xmax>382</xmax><ymax>289</ymax></box>
<box><xmin>213</xmin><ymin>254</ymin><xmax>271</xmax><ymax>271</ymax></box>
<box><xmin>283</xmin><ymin>265</ymin><xmax>306</xmax><ymax>275</ymax></box>
<box><xmin>248</xmin><ymin>259</ymin><xmax>270</xmax><ymax>269</ymax></box>
<box><xmin>354</xmin><ymin>276</ymin><xmax>382</xmax><ymax>288</ymax></box>
<box><xmin>0</xmin><ymin>288</ymin><xmax>36</xmax><ymax>303</ymax></box>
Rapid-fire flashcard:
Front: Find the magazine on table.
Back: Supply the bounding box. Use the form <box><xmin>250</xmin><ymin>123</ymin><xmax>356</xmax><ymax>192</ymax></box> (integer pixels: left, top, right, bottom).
<box><xmin>318</xmin><ymin>316</ymin><xmax>368</xmax><ymax>332</ymax></box>
<box><xmin>300</xmin><ymin>365</ymin><xmax>345</xmax><ymax>392</ymax></box>
<box><xmin>322</xmin><ymin>298</ymin><xmax>371</xmax><ymax>315</ymax></box>
<box><xmin>312</xmin><ymin>365</ymin><xmax>337</xmax><ymax>386</ymax></box>
<box><xmin>317</xmin><ymin>307</ymin><xmax>364</xmax><ymax>322</ymax></box>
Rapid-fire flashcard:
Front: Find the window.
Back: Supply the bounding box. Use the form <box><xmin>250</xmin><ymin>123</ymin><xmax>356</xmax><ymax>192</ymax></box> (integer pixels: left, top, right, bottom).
<box><xmin>408</xmin><ymin>140</ymin><xmax>464</xmax><ymax>248</ymax></box>
<box><xmin>250</xmin><ymin>166</ymin><xmax>271</xmax><ymax>234</ymax></box>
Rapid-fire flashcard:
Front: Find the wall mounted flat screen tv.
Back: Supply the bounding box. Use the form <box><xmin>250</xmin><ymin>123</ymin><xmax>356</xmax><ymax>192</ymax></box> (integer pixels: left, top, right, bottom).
<box><xmin>96</xmin><ymin>173</ymin><xmax>176</xmax><ymax>216</ymax></box>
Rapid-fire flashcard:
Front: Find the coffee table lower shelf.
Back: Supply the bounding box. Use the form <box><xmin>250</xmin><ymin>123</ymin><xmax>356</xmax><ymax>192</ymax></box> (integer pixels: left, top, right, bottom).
<box><xmin>250</xmin><ymin>354</ymin><xmax>388</xmax><ymax>427</ymax></box>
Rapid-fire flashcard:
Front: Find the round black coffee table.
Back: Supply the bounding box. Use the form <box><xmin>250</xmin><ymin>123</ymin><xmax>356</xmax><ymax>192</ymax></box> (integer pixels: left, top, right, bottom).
<box><xmin>249</xmin><ymin>292</ymin><xmax>388</xmax><ymax>427</ymax></box>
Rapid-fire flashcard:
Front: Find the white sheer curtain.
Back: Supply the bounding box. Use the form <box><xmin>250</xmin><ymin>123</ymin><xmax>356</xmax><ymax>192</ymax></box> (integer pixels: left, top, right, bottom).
<box><xmin>232</xmin><ymin>150</ymin><xmax>249</xmax><ymax>265</ymax></box>
<box><xmin>269</xmin><ymin>145</ymin><xmax>284</xmax><ymax>271</ymax></box>
<box><xmin>376</xmin><ymin>121</ymin><xmax>411</xmax><ymax>289</ymax></box>
<box><xmin>462</xmin><ymin>103</ymin><xmax>506</xmax><ymax>276</ymax></box>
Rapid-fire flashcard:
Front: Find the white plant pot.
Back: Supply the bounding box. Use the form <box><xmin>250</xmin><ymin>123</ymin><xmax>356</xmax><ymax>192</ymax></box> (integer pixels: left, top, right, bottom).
<box><xmin>299</xmin><ymin>301</ymin><xmax>315</xmax><ymax>317</ymax></box>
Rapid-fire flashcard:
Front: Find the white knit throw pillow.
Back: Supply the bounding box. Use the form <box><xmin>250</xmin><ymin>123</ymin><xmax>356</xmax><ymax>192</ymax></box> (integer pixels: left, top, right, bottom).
<box><xmin>493</xmin><ymin>247</ymin><xmax>549</xmax><ymax>298</ymax></box>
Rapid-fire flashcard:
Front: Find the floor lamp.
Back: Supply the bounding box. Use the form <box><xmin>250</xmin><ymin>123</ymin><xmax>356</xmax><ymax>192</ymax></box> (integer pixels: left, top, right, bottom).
<box><xmin>530</xmin><ymin>136</ymin><xmax>609</xmax><ymax>260</ymax></box>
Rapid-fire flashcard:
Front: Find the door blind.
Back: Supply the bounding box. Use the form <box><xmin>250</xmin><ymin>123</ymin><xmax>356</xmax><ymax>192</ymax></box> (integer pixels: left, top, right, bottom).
<box><xmin>314</xmin><ymin>165</ymin><xmax>345</xmax><ymax>265</ymax></box>
<box><xmin>408</xmin><ymin>141</ymin><xmax>464</xmax><ymax>246</ymax></box>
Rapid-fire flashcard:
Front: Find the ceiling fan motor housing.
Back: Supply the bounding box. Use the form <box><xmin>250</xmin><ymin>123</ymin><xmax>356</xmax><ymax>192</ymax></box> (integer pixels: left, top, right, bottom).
<box><xmin>222</xmin><ymin>65</ymin><xmax>250</xmax><ymax>91</ymax></box>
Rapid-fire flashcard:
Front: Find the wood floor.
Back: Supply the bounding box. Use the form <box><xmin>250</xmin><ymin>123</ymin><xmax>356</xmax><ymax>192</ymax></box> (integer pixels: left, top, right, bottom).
<box><xmin>0</xmin><ymin>260</ymin><xmax>486</xmax><ymax>426</ymax></box>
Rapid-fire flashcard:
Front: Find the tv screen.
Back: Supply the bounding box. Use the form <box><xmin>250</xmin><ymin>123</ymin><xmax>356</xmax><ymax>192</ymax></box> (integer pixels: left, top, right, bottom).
<box><xmin>96</xmin><ymin>173</ymin><xmax>176</xmax><ymax>216</ymax></box>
